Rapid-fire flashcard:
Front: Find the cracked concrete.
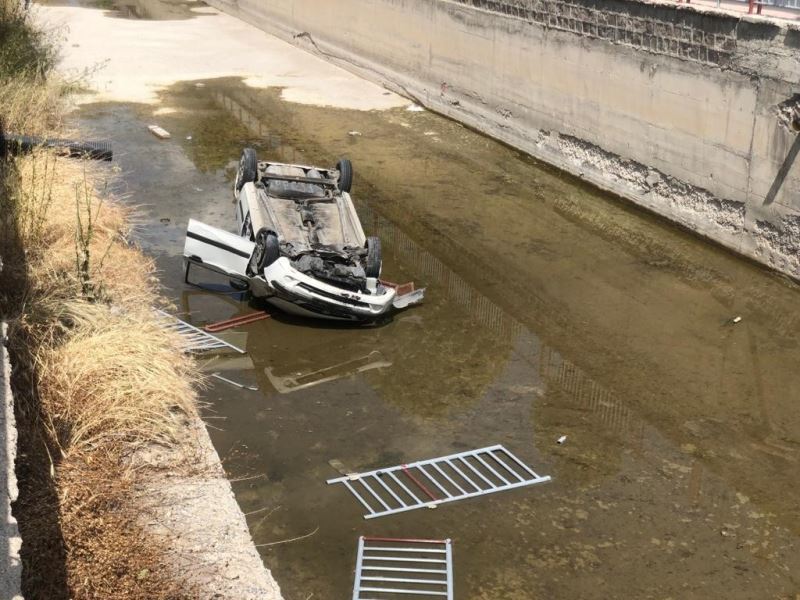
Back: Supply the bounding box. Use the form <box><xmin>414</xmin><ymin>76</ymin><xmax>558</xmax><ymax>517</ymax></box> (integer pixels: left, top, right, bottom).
<box><xmin>754</xmin><ymin>216</ymin><xmax>800</xmax><ymax>275</ymax></box>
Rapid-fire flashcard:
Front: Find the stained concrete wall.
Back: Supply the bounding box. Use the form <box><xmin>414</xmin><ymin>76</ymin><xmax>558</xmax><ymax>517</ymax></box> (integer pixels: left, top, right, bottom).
<box><xmin>206</xmin><ymin>0</ymin><xmax>800</xmax><ymax>278</ymax></box>
<box><xmin>1</xmin><ymin>323</ymin><xmax>23</xmax><ymax>600</ymax></box>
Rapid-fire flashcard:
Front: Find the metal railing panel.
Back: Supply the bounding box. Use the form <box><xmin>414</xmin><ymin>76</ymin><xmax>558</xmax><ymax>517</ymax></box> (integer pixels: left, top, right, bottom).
<box><xmin>328</xmin><ymin>445</ymin><xmax>551</xmax><ymax>519</ymax></box>
<box><xmin>154</xmin><ymin>309</ymin><xmax>245</xmax><ymax>354</ymax></box>
<box><xmin>352</xmin><ymin>538</ymin><xmax>454</xmax><ymax>600</ymax></box>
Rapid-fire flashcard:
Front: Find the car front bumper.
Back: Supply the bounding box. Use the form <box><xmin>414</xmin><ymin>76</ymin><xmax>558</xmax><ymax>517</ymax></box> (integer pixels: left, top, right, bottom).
<box><xmin>262</xmin><ymin>258</ymin><xmax>397</xmax><ymax>321</ymax></box>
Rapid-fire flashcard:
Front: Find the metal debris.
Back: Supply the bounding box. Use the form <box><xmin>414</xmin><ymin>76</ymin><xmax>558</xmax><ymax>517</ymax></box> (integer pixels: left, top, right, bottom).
<box><xmin>381</xmin><ymin>279</ymin><xmax>425</xmax><ymax>310</ymax></box>
<box><xmin>210</xmin><ymin>373</ymin><xmax>258</xmax><ymax>391</ymax></box>
<box><xmin>327</xmin><ymin>445</ymin><xmax>551</xmax><ymax>519</ymax></box>
<box><xmin>393</xmin><ymin>288</ymin><xmax>425</xmax><ymax>310</ymax></box>
<box><xmin>154</xmin><ymin>309</ymin><xmax>245</xmax><ymax>354</ymax></box>
<box><xmin>352</xmin><ymin>537</ymin><xmax>454</xmax><ymax>600</ymax></box>
<box><xmin>204</xmin><ymin>311</ymin><xmax>271</xmax><ymax>333</ymax></box>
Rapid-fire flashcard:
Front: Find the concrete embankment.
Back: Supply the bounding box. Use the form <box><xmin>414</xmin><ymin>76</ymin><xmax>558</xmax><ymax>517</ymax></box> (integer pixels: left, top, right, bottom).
<box><xmin>134</xmin><ymin>419</ymin><xmax>284</xmax><ymax>600</ymax></box>
<box><xmin>204</xmin><ymin>0</ymin><xmax>800</xmax><ymax>279</ymax></box>
<box><xmin>1</xmin><ymin>323</ymin><xmax>23</xmax><ymax>600</ymax></box>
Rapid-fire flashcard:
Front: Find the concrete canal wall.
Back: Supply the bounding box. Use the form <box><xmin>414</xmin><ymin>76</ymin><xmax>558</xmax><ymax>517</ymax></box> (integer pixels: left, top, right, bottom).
<box><xmin>1</xmin><ymin>323</ymin><xmax>23</xmax><ymax>600</ymax></box>
<box><xmin>206</xmin><ymin>0</ymin><xmax>800</xmax><ymax>278</ymax></box>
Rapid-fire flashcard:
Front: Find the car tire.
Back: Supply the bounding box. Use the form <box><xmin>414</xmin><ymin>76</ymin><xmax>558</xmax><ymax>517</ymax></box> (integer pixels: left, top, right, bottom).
<box><xmin>249</xmin><ymin>228</ymin><xmax>280</xmax><ymax>275</ymax></box>
<box><xmin>336</xmin><ymin>158</ymin><xmax>353</xmax><ymax>193</ymax></box>
<box><xmin>235</xmin><ymin>147</ymin><xmax>258</xmax><ymax>194</ymax></box>
<box><xmin>365</xmin><ymin>236</ymin><xmax>382</xmax><ymax>278</ymax></box>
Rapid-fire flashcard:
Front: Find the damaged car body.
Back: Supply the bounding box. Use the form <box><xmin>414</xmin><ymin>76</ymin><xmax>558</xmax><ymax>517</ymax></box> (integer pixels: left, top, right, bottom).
<box><xmin>183</xmin><ymin>148</ymin><xmax>424</xmax><ymax>321</ymax></box>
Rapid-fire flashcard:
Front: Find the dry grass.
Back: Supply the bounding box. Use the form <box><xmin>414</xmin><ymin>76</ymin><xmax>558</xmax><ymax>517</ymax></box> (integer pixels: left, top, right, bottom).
<box><xmin>1</xmin><ymin>82</ymin><xmax>202</xmax><ymax>600</ymax></box>
<box><xmin>12</xmin><ymin>155</ymin><xmax>150</xmax><ymax>298</ymax></box>
<box><xmin>0</xmin><ymin>3</ymin><xmax>57</xmax><ymax>81</ymax></box>
<box><xmin>4</xmin><ymin>148</ymin><xmax>205</xmax><ymax>600</ymax></box>
<box><xmin>35</xmin><ymin>303</ymin><xmax>198</xmax><ymax>454</ymax></box>
<box><xmin>8</xmin><ymin>150</ymin><xmax>198</xmax><ymax>382</ymax></box>
<box><xmin>0</xmin><ymin>72</ymin><xmax>63</xmax><ymax>134</ymax></box>
<box><xmin>0</xmin><ymin>0</ymin><xmax>60</xmax><ymax>129</ymax></box>
<box><xmin>0</xmin><ymin>6</ymin><xmax>208</xmax><ymax>596</ymax></box>
<box><xmin>19</xmin><ymin>446</ymin><xmax>196</xmax><ymax>600</ymax></box>
<box><xmin>58</xmin><ymin>452</ymin><xmax>196</xmax><ymax>600</ymax></box>
<box><xmin>7</xmin><ymin>147</ymin><xmax>203</xmax><ymax>462</ymax></box>
<box><xmin>3</xmin><ymin>148</ymin><xmax>206</xmax><ymax>599</ymax></box>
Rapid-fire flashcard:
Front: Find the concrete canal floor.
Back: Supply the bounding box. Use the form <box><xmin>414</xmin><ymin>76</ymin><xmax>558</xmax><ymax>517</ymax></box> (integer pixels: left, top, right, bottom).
<box><xmin>40</xmin><ymin>0</ymin><xmax>800</xmax><ymax>597</ymax></box>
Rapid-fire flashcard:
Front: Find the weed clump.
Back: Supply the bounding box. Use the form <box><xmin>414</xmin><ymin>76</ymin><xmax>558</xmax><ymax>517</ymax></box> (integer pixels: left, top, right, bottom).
<box><xmin>0</xmin><ymin>4</ymin><xmax>203</xmax><ymax>598</ymax></box>
<box><xmin>0</xmin><ymin>0</ymin><xmax>58</xmax><ymax>80</ymax></box>
<box><xmin>3</xmin><ymin>148</ymin><xmax>204</xmax><ymax>599</ymax></box>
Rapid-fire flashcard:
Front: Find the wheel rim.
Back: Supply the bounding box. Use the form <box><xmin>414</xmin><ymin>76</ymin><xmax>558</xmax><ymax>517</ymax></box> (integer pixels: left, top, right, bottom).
<box><xmin>250</xmin><ymin>230</ymin><xmax>267</xmax><ymax>271</ymax></box>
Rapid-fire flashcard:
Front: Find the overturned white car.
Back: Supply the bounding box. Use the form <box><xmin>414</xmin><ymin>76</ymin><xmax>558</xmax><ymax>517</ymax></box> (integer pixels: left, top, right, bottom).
<box><xmin>183</xmin><ymin>149</ymin><xmax>423</xmax><ymax>322</ymax></box>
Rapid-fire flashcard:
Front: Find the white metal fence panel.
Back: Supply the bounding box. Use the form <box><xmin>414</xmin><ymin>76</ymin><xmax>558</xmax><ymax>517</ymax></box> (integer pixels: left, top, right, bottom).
<box><xmin>352</xmin><ymin>537</ymin><xmax>454</xmax><ymax>600</ymax></box>
<box><xmin>328</xmin><ymin>445</ymin><xmax>551</xmax><ymax>519</ymax></box>
<box><xmin>154</xmin><ymin>309</ymin><xmax>245</xmax><ymax>354</ymax></box>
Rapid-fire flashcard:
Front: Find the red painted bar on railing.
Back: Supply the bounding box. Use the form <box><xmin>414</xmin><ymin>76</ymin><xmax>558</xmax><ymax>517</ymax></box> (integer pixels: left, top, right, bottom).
<box><xmin>380</xmin><ymin>279</ymin><xmax>416</xmax><ymax>297</ymax></box>
<box><xmin>362</xmin><ymin>536</ymin><xmax>449</xmax><ymax>544</ymax></box>
<box><xmin>401</xmin><ymin>465</ymin><xmax>439</xmax><ymax>502</ymax></box>
<box><xmin>204</xmin><ymin>311</ymin><xmax>271</xmax><ymax>332</ymax></box>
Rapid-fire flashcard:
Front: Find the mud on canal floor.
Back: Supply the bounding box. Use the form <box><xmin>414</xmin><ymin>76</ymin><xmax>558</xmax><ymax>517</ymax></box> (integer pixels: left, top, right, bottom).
<box><xmin>69</xmin><ymin>78</ymin><xmax>800</xmax><ymax>599</ymax></box>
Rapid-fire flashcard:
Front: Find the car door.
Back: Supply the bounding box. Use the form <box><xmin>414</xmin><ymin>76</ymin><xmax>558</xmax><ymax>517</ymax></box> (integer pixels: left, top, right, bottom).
<box><xmin>184</xmin><ymin>218</ymin><xmax>256</xmax><ymax>278</ymax></box>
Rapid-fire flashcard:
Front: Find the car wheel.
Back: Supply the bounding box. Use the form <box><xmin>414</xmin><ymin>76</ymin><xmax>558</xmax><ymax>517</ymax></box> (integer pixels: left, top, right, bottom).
<box><xmin>364</xmin><ymin>236</ymin><xmax>381</xmax><ymax>278</ymax></box>
<box><xmin>234</xmin><ymin>147</ymin><xmax>258</xmax><ymax>194</ymax></box>
<box><xmin>336</xmin><ymin>158</ymin><xmax>353</xmax><ymax>193</ymax></box>
<box><xmin>249</xmin><ymin>228</ymin><xmax>280</xmax><ymax>275</ymax></box>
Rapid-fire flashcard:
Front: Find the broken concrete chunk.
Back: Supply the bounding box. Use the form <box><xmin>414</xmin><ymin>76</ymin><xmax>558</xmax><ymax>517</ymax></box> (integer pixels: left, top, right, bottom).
<box><xmin>645</xmin><ymin>171</ymin><xmax>662</xmax><ymax>188</ymax></box>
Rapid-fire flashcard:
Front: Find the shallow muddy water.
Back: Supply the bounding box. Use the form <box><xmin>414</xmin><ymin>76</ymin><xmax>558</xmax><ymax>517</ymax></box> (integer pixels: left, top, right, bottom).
<box><xmin>72</xmin><ymin>77</ymin><xmax>800</xmax><ymax>599</ymax></box>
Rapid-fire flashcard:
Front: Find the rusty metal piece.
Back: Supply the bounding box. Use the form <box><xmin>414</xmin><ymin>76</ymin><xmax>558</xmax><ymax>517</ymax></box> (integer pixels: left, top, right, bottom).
<box><xmin>204</xmin><ymin>311</ymin><xmax>271</xmax><ymax>333</ymax></box>
<box><xmin>380</xmin><ymin>279</ymin><xmax>416</xmax><ymax>297</ymax></box>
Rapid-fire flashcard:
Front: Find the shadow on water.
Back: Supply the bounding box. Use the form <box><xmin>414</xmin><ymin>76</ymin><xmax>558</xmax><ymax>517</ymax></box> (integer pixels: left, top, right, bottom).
<box><xmin>69</xmin><ymin>77</ymin><xmax>800</xmax><ymax>599</ymax></box>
